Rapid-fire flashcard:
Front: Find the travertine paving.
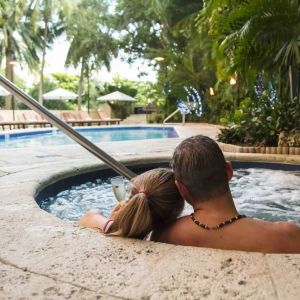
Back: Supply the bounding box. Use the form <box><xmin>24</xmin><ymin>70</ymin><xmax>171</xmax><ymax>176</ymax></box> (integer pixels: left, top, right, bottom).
<box><xmin>0</xmin><ymin>124</ymin><xmax>299</xmax><ymax>300</ymax></box>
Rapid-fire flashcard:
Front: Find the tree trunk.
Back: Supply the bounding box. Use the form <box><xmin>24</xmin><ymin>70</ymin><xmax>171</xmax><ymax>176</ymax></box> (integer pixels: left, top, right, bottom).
<box><xmin>236</xmin><ymin>73</ymin><xmax>240</xmax><ymax>108</ymax></box>
<box><xmin>278</xmin><ymin>67</ymin><xmax>282</xmax><ymax>102</ymax></box>
<box><xmin>87</xmin><ymin>67</ymin><xmax>90</xmax><ymax>113</ymax></box>
<box><xmin>288</xmin><ymin>65</ymin><xmax>298</xmax><ymax>101</ymax></box>
<box><xmin>78</xmin><ymin>59</ymin><xmax>85</xmax><ymax>111</ymax></box>
<box><xmin>296</xmin><ymin>65</ymin><xmax>300</xmax><ymax>128</ymax></box>
<box><xmin>38</xmin><ymin>30</ymin><xmax>47</xmax><ymax>104</ymax></box>
<box><xmin>4</xmin><ymin>36</ymin><xmax>13</xmax><ymax>110</ymax></box>
<box><xmin>38</xmin><ymin>2</ymin><xmax>50</xmax><ymax>104</ymax></box>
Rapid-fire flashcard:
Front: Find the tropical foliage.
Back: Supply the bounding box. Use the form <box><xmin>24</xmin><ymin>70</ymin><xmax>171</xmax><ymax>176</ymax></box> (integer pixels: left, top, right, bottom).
<box><xmin>35</xmin><ymin>0</ymin><xmax>71</xmax><ymax>103</ymax></box>
<box><xmin>98</xmin><ymin>76</ymin><xmax>164</xmax><ymax>119</ymax></box>
<box><xmin>1</xmin><ymin>0</ymin><xmax>300</xmax><ymax>146</ymax></box>
<box><xmin>114</xmin><ymin>0</ymin><xmax>210</xmax><ymax>117</ymax></box>
<box><xmin>25</xmin><ymin>73</ymin><xmax>78</xmax><ymax>110</ymax></box>
<box><xmin>0</xmin><ymin>0</ymin><xmax>42</xmax><ymax>108</ymax></box>
<box><xmin>201</xmin><ymin>0</ymin><xmax>300</xmax><ymax>145</ymax></box>
<box><xmin>65</xmin><ymin>0</ymin><xmax>117</xmax><ymax>110</ymax></box>
<box><xmin>202</xmin><ymin>0</ymin><xmax>300</xmax><ymax>94</ymax></box>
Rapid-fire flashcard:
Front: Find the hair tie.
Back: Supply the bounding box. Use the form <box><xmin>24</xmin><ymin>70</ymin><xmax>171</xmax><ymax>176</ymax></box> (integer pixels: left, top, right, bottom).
<box><xmin>103</xmin><ymin>219</ymin><xmax>113</xmax><ymax>233</ymax></box>
<box><xmin>139</xmin><ymin>190</ymin><xmax>148</xmax><ymax>197</ymax></box>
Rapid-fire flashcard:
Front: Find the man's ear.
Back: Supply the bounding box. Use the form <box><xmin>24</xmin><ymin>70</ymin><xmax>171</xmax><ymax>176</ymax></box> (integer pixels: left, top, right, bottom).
<box><xmin>226</xmin><ymin>161</ymin><xmax>233</xmax><ymax>181</ymax></box>
<box><xmin>175</xmin><ymin>179</ymin><xmax>191</xmax><ymax>201</ymax></box>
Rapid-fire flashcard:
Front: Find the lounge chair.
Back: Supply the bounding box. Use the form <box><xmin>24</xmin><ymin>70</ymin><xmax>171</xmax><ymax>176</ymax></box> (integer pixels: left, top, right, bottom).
<box><xmin>0</xmin><ymin>114</ymin><xmax>26</xmax><ymax>130</ymax></box>
<box><xmin>60</xmin><ymin>112</ymin><xmax>82</xmax><ymax>126</ymax></box>
<box><xmin>77</xmin><ymin>111</ymin><xmax>106</xmax><ymax>126</ymax></box>
<box><xmin>22</xmin><ymin>111</ymin><xmax>50</xmax><ymax>127</ymax></box>
<box><xmin>60</xmin><ymin>111</ymin><xmax>98</xmax><ymax>126</ymax></box>
<box><xmin>97</xmin><ymin>111</ymin><xmax>121</xmax><ymax>125</ymax></box>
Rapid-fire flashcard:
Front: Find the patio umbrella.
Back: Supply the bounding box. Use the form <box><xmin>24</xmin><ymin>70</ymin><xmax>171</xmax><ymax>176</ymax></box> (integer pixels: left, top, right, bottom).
<box><xmin>97</xmin><ymin>91</ymin><xmax>135</xmax><ymax>102</ymax></box>
<box><xmin>43</xmin><ymin>88</ymin><xmax>78</xmax><ymax>100</ymax></box>
<box><xmin>97</xmin><ymin>91</ymin><xmax>136</xmax><ymax>120</ymax></box>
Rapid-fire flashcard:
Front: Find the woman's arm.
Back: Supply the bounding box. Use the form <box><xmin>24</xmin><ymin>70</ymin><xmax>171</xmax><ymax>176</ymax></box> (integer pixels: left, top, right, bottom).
<box><xmin>79</xmin><ymin>210</ymin><xmax>112</xmax><ymax>232</ymax></box>
<box><xmin>79</xmin><ymin>202</ymin><xmax>126</xmax><ymax>232</ymax></box>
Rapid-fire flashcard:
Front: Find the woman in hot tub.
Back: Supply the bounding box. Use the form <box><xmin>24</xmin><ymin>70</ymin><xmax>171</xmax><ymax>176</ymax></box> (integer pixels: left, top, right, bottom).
<box><xmin>79</xmin><ymin>168</ymin><xmax>184</xmax><ymax>239</ymax></box>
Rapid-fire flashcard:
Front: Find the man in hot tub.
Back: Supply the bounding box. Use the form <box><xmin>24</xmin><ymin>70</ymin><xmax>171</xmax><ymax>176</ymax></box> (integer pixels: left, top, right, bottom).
<box><xmin>152</xmin><ymin>135</ymin><xmax>300</xmax><ymax>253</ymax></box>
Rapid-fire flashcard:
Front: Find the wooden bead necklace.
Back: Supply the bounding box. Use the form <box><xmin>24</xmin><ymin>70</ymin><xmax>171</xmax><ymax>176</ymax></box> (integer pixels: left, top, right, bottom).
<box><xmin>191</xmin><ymin>213</ymin><xmax>247</xmax><ymax>230</ymax></box>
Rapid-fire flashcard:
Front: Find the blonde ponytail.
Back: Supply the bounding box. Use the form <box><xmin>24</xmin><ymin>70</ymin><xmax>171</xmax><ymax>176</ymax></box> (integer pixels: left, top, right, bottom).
<box><xmin>107</xmin><ymin>168</ymin><xmax>184</xmax><ymax>239</ymax></box>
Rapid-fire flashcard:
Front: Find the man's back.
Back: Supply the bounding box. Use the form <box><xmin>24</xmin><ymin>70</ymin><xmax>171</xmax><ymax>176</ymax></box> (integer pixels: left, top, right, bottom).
<box><xmin>152</xmin><ymin>216</ymin><xmax>300</xmax><ymax>253</ymax></box>
<box><xmin>169</xmin><ymin>135</ymin><xmax>300</xmax><ymax>254</ymax></box>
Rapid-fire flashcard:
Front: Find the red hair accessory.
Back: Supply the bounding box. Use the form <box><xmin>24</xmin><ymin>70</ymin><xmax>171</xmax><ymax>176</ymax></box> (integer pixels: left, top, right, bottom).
<box><xmin>139</xmin><ymin>190</ymin><xmax>148</xmax><ymax>197</ymax></box>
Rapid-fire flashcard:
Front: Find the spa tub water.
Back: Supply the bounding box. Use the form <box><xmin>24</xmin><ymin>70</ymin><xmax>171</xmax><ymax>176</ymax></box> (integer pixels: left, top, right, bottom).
<box><xmin>39</xmin><ymin>167</ymin><xmax>300</xmax><ymax>224</ymax></box>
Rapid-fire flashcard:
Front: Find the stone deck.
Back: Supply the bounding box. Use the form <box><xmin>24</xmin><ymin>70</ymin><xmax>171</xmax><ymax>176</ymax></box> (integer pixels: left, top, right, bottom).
<box><xmin>0</xmin><ymin>124</ymin><xmax>299</xmax><ymax>300</ymax></box>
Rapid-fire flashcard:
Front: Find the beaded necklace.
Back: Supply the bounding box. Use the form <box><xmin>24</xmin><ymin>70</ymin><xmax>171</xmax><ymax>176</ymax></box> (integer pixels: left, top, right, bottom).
<box><xmin>191</xmin><ymin>213</ymin><xmax>247</xmax><ymax>230</ymax></box>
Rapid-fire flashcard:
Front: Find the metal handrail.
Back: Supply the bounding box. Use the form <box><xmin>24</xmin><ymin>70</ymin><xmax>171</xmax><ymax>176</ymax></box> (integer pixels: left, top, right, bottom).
<box><xmin>0</xmin><ymin>75</ymin><xmax>136</xmax><ymax>179</ymax></box>
<box><xmin>163</xmin><ymin>108</ymin><xmax>185</xmax><ymax>125</ymax></box>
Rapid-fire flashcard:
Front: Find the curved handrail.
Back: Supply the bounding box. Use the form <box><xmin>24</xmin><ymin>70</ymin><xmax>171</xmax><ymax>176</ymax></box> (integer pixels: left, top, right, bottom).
<box><xmin>0</xmin><ymin>75</ymin><xmax>136</xmax><ymax>179</ymax></box>
<box><xmin>163</xmin><ymin>108</ymin><xmax>185</xmax><ymax>125</ymax></box>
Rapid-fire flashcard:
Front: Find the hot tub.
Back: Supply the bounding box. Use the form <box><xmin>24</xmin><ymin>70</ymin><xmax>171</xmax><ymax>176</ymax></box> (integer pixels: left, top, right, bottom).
<box><xmin>36</xmin><ymin>161</ymin><xmax>300</xmax><ymax>224</ymax></box>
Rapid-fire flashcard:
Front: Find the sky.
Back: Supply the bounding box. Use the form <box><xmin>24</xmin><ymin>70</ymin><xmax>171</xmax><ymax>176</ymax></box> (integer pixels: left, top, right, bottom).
<box><xmin>13</xmin><ymin>35</ymin><xmax>157</xmax><ymax>87</ymax></box>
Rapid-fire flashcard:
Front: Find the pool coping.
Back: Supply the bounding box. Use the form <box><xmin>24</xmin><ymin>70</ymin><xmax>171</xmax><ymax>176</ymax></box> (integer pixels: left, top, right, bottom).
<box><xmin>0</xmin><ymin>123</ymin><xmax>300</xmax><ymax>299</ymax></box>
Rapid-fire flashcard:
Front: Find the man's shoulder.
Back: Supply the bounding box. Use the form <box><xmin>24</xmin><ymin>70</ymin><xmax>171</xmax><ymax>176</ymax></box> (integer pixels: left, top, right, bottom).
<box><xmin>250</xmin><ymin>219</ymin><xmax>300</xmax><ymax>253</ymax></box>
<box><xmin>242</xmin><ymin>218</ymin><xmax>300</xmax><ymax>236</ymax></box>
<box><xmin>272</xmin><ymin>221</ymin><xmax>300</xmax><ymax>235</ymax></box>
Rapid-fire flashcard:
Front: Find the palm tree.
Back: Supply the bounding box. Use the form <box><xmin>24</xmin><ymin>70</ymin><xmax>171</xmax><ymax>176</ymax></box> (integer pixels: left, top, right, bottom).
<box><xmin>36</xmin><ymin>0</ymin><xmax>71</xmax><ymax>103</ymax></box>
<box><xmin>0</xmin><ymin>0</ymin><xmax>42</xmax><ymax>109</ymax></box>
<box><xmin>202</xmin><ymin>0</ymin><xmax>300</xmax><ymax>100</ymax></box>
<box><xmin>65</xmin><ymin>0</ymin><xmax>117</xmax><ymax>110</ymax></box>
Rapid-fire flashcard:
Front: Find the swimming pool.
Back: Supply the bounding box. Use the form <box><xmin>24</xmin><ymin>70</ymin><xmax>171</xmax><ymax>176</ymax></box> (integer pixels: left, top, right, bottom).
<box><xmin>36</xmin><ymin>161</ymin><xmax>300</xmax><ymax>224</ymax></box>
<box><xmin>0</xmin><ymin>126</ymin><xmax>178</xmax><ymax>148</ymax></box>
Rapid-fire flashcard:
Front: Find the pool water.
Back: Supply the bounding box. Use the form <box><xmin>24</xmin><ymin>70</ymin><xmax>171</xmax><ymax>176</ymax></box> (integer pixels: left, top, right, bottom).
<box><xmin>0</xmin><ymin>126</ymin><xmax>178</xmax><ymax>148</ymax></box>
<box><xmin>39</xmin><ymin>167</ymin><xmax>300</xmax><ymax>224</ymax></box>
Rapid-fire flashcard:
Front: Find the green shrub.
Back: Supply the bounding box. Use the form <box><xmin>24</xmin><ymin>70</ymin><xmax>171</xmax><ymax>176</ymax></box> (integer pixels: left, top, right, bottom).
<box><xmin>148</xmin><ymin>113</ymin><xmax>164</xmax><ymax>124</ymax></box>
<box><xmin>218</xmin><ymin>96</ymin><xmax>281</xmax><ymax>146</ymax></box>
<box><xmin>109</xmin><ymin>102</ymin><xmax>132</xmax><ymax>119</ymax></box>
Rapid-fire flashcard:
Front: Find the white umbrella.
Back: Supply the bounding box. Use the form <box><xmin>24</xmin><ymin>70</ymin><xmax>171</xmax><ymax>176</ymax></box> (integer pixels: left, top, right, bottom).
<box><xmin>97</xmin><ymin>91</ymin><xmax>135</xmax><ymax>102</ymax></box>
<box><xmin>0</xmin><ymin>86</ymin><xmax>11</xmax><ymax>96</ymax></box>
<box><xmin>43</xmin><ymin>88</ymin><xmax>78</xmax><ymax>100</ymax></box>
